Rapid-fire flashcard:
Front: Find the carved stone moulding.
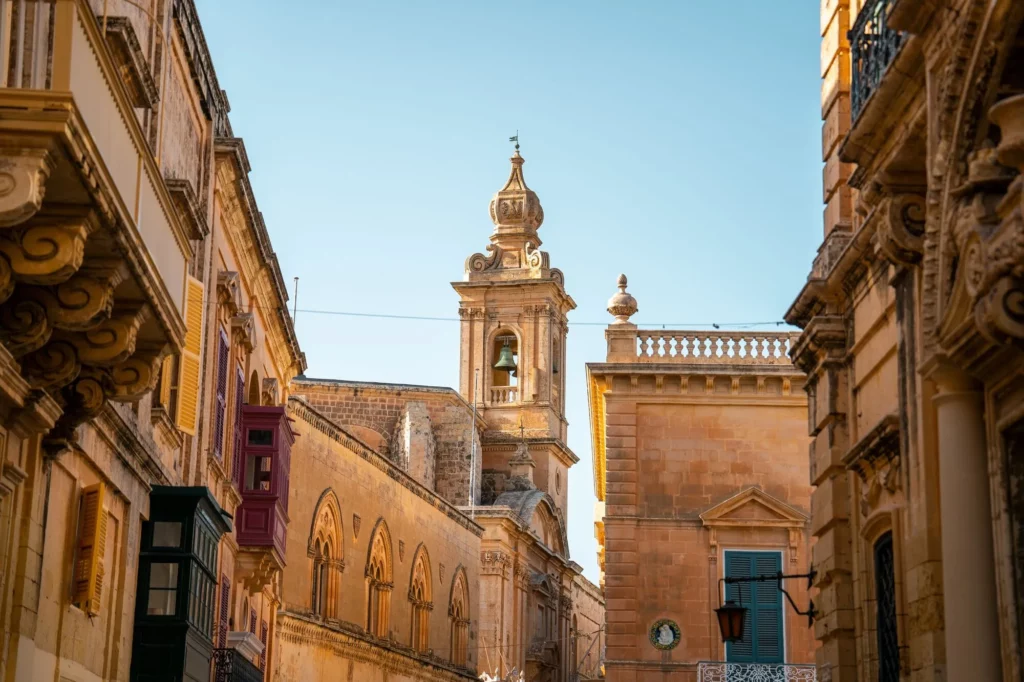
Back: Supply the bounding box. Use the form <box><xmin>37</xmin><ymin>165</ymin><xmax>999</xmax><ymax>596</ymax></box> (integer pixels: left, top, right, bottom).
<box><xmin>873</xmin><ymin>193</ymin><xmax>926</xmax><ymax>266</ymax></box>
<box><xmin>217</xmin><ymin>270</ymin><xmax>241</xmax><ymax>315</ymax></box>
<box><xmin>0</xmin><ymin>211</ymin><xmax>97</xmax><ymax>285</ymax></box>
<box><xmin>843</xmin><ymin>415</ymin><xmax>902</xmax><ymax>517</ymax></box>
<box><xmin>0</xmin><ymin>147</ymin><xmax>55</xmax><ymax>227</ymax></box>
<box><xmin>231</xmin><ymin>312</ymin><xmax>255</xmax><ymax>352</ymax></box>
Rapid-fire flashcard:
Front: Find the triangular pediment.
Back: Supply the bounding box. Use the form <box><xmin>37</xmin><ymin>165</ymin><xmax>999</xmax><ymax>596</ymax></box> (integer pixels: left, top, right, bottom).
<box><xmin>700</xmin><ymin>487</ymin><xmax>807</xmax><ymax>529</ymax></box>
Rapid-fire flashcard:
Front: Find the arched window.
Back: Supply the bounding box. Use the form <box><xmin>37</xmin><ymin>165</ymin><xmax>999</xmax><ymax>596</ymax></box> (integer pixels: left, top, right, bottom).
<box><xmin>308</xmin><ymin>490</ymin><xmax>344</xmax><ymax>620</ymax></box>
<box><xmin>409</xmin><ymin>545</ymin><xmax>433</xmax><ymax>652</ymax></box>
<box><xmin>366</xmin><ymin>520</ymin><xmax>393</xmax><ymax>638</ymax></box>
<box><xmin>875</xmin><ymin>532</ymin><xmax>899</xmax><ymax>682</ymax></box>
<box><xmin>448</xmin><ymin>567</ymin><xmax>470</xmax><ymax>666</ymax></box>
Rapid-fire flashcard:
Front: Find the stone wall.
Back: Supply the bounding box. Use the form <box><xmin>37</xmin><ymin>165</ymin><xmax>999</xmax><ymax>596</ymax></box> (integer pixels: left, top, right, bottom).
<box><xmin>278</xmin><ymin>397</ymin><xmax>482</xmax><ymax>679</ymax></box>
<box><xmin>291</xmin><ymin>379</ymin><xmax>482</xmax><ymax>505</ymax></box>
<box><xmin>572</xmin><ymin>575</ymin><xmax>606</xmax><ymax>679</ymax></box>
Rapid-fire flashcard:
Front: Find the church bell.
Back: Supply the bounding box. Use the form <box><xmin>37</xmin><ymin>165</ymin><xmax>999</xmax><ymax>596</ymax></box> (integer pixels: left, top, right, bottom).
<box><xmin>494</xmin><ymin>339</ymin><xmax>517</xmax><ymax>376</ymax></box>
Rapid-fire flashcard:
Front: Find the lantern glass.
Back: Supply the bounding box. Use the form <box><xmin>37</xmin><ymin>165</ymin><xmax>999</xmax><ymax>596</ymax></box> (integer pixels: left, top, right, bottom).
<box><xmin>715</xmin><ymin>601</ymin><xmax>747</xmax><ymax>643</ymax></box>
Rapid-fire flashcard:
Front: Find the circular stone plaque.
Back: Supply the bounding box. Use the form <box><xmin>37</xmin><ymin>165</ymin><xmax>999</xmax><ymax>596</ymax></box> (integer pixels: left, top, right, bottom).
<box><xmin>649</xmin><ymin>619</ymin><xmax>681</xmax><ymax>650</ymax></box>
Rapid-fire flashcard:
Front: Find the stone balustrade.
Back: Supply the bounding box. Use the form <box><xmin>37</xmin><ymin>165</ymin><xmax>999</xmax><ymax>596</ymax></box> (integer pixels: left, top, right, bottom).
<box><xmin>634</xmin><ymin>330</ymin><xmax>799</xmax><ymax>365</ymax></box>
<box><xmin>489</xmin><ymin>386</ymin><xmax>519</xmax><ymax>404</ymax></box>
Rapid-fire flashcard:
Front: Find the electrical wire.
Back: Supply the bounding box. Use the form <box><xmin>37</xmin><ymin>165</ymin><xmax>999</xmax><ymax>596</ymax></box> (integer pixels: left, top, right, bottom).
<box><xmin>243</xmin><ymin>304</ymin><xmax>789</xmax><ymax>329</ymax></box>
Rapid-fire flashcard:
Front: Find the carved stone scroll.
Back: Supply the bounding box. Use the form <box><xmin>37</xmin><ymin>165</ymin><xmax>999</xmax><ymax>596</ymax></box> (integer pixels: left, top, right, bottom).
<box><xmin>0</xmin><ymin>217</ymin><xmax>94</xmax><ymax>285</ymax></box>
<box><xmin>876</xmin><ymin>194</ymin><xmax>926</xmax><ymax>265</ymax></box>
<box><xmin>0</xmin><ymin>149</ymin><xmax>54</xmax><ymax>227</ymax></box>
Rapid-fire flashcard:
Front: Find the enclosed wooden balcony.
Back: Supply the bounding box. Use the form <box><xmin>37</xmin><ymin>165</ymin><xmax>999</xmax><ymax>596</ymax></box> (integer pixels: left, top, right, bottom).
<box><xmin>234</xmin><ymin>405</ymin><xmax>295</xmax><ymax>594</ymax></box>
<box><xmin>0</xmin><ymin>0</ymin><xmax>193</xmax><ymax>451</ymax></box>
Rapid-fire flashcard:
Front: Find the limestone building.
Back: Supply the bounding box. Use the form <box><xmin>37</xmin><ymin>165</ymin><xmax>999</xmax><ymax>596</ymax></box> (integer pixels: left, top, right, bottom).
<box><xmin>273</xmin><ymin>151</ymin><xmax>603</xmax><ymax>682</ymax></box>
<box><xmin>786</xmin><ymin>1</ymin><xmax>1024</xmax><ymax>681</ymax></box>
<box><xmin>587</xmin><ymin>279</ymin><xmax>815</xmax><ymax>680</ymax></box>
<box><xmin>0</xmin><ymin>2</ymin><xmax>305</xmax><ymax>682</ymax></box>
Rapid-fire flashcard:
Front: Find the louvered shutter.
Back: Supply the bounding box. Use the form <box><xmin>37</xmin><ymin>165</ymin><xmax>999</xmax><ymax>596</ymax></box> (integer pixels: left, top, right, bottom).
<box><xmin>233</xmin><ymin>368</ymin><xmax>245</xmax><ymax>487</ymax></box>
<box><xmin>175</xmin><ymin>277</ymin><xmax>205</xmax><ymax>434</ymax></box>
<box><xmin>213</xmin><ymin>331</ymin><xmax>229</xmax><ymax>459</ymax></box>
<box><xmin>72</xmin><ymin>483</ymin><xmax>107</xmax><ymax>616</ymax></box>
<box><xmin>725</xmin><ymin>553</ymin><xmax>755</xmax><ymax>662</ymax></box>
<box><xmin>218</xmin><ymin>575</ymin><xmax>231</xmax><ymax>647</ymax></box>
<box><xmin>725</xmin><ymin>551</ymin><xmax>783</xmax><ymax>663</ymax></box>
<box><xmin>259</xmin><ymin>620</ymin><xmax>268</xmax><ymax>674</ymax></box>
<box><xmin>753</xmin><ymin>553</ymin><xmax>783</xmax><ymax>663</ymax></box>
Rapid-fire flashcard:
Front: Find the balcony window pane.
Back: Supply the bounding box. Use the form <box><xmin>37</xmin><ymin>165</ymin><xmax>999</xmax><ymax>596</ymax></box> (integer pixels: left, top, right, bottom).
<box><xmin>147</xmin><ymin>562</ymin><xmax>179</xmax><ymax>616</ymax></box>
<box><xmin>152</xmin><ymin>521</ymin><xmax>182</xmax><ymax>548</ymax></box>
<box><xmin>248</xmin><ymin>428</ymin><xmax>273</xmax><ymax>446</ymax></box>
<box><xmin>245</xmin><ymin>455</ymin><xmax>272</xmax><ymax>491</ymax></box>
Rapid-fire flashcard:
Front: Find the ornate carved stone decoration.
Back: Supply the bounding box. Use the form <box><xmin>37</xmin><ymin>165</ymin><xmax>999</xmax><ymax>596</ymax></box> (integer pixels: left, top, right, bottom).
<box><xmin>438</xmin><ymin>563</ymin><xmax>445</xmax><ymax>585</ymax></box>
<box><xmin>231</xmin><ymin>312</ymin><xmax>255</xmax><ymax>352</ymax></box>
<box><xmin>0</xmin><ymin>215</ymin><xmax>94</xmax><ymax>285</ymax></box>
<box><xmin>480</xmin><ymin>550</ymin><xmax>511</xmax><ymax>578</ymax></box>
<box><xmin>843</xmin><ymin>415</ymin><xmax>902</xmax><ymax>517</ymax></box>
<box><xmin>0</xmin><ymin>297</ymin><xmax>51</xmax><ymax>356</ymax></box>
<box><xmin>466</xmin><ymin>244</ymin><xmax>502</xmax><ymax>273</ymax></box>
<box><xmin>67</xmin><ymin>304</ymin><xmax>151</xmax><ymax>366</ymax></box>
<box><xmin>398</xmin><ymin>540</ymin><xmax>405</xmax><ymax>562</ymax></box>
<box><xmin>217</xmin><ymin>270</ymin><xmax>242</xmax><ymax>316</ymax></box>
<box><xmin>875</xmin><ymin>194</ymin><xmax>926</xmax><ymax>265</ymax></box>
<box><xmin>21</xmin><ymin>341</ymin><xmax>79</xmax><ymax>389</ymax></box>
<box><xmin>353</xmin><ymin>514</ymin><xmax>361</xmax><ymax>540</ymax></box>
<box><xmin>607</xmin><ymin>274</ymin><xmax>638</xmax><ymax>325</ymax></box>
<box><xmin>261</xmin><ymin>377</ymin><xmax>280</xmax><ymax>406</ymax></box>
<box><xmin>0</xmin><ymin>149</ymin><xmax>54</xmax><ymax>227</ymax></box>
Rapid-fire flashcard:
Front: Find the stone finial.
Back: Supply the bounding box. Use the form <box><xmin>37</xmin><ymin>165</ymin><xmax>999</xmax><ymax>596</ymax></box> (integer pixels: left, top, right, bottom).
<box><xmin>488</xmin><ymin>150</ymin><xmax>545</xmax><ymax>247</ymax></box>
<box><xmin>607</xmin><ymin>274</ymin><xmax>638</xmax><ymax>325</ymax></box>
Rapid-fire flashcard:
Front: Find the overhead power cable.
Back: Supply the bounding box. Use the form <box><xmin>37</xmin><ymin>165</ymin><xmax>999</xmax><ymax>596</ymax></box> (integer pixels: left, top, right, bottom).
<box><xmin>246</xmin><ymin>305</ymin><xmax>788</xmax><ymax>329</ymax></box>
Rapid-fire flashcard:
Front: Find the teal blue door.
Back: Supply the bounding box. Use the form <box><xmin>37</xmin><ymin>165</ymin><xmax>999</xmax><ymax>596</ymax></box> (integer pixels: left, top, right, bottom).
<box><xmin>724</xmin><ymin>551</ymin><xmax>784</xmax><ymax>663</ymax></box>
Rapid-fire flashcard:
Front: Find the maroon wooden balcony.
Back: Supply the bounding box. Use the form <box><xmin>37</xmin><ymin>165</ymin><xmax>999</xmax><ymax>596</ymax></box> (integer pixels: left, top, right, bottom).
<box><xmin>234</xmin><ymin>406</ymin><xmax>295</xmax><ymax>592</ymax></box>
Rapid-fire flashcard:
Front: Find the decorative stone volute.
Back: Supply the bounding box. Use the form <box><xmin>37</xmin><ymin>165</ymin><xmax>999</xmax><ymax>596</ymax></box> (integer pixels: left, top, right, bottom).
<box><xmin>488</xmin><ymin>150</ymin><xmax>544</xmax><ymax>250</ymax></box>
<box><xmin>989</xmin><ymin>94</ymin><xmax>1024</xmax><ymax>171</ymax></box>
<box><xmin>607</xmin><ymin>274</ymin><xmax>638</xmax><ymax>325</ymax></box>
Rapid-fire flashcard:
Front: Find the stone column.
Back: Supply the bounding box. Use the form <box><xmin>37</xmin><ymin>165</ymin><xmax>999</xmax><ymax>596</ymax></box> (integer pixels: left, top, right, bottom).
<box><xmin>934</xmin><ymin>372</ymin><xmax>1000</xmax><ymax>682</ymax></box>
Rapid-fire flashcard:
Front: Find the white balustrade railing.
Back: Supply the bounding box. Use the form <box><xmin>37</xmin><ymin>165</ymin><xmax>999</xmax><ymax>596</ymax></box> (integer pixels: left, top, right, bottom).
<box><xmin>635</xmin><ymin>331</ymin><xmax>799</xmax><ymax>365</ymax></box>
<box><xmin>697</xmin><ymin>661</ymin><xmax>817</xmax><ymax>682</ymax></box>
<box><xmin>1</xmin><ymin>0</ymin><xmax>54</xmax><ymax>89</ymax></box>
<box><xmin>490</xmin><ymin>386</ymin><xmax>518</xmax><ymax>404</ymax></box>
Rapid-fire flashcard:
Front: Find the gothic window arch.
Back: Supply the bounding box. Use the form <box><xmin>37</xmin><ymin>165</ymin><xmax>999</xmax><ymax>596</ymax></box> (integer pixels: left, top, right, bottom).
<box><xmin>408</xmin><ymin>544</ymin><xmax>433</xmax><ymax>652</ymax></box>
<box><xmin>448</xmin><ymin>565</ymin><xmax>470</xmax><ymax>666</ymax></box>
<box><xmin>308</xmin><ymin>489</ymin><xmax>344</xmax><ymax>619</ymax></box>
<box><xmin>365</xmin><ymin>518</ymin><xmax>393</xmax><ymax>638</ymax></box>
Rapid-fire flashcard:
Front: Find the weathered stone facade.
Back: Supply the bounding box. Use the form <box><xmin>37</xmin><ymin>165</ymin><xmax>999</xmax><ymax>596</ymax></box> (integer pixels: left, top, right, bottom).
<box><xmin>275</xmin><ymin>151</ymin><xmax>604</xmax><ymax>682</ymax></box>
<box><xmin>788</xmin><ymin>1</ymin><xmax>1024</xmax><ymax>680</ymax></box>
<box><xmin>588</xmin><ymin>280</ymin><xmax>814</xmax><ymax>681</ymax></box>
<box><xmin>275</xmin><ymin>397</ymin><xmax>481</xmax><ymax>681</ymax></box>
<box><xmin>0</xmin><ymin>2</ymin><xmax>304</xmax><ymax>681</ymax></box>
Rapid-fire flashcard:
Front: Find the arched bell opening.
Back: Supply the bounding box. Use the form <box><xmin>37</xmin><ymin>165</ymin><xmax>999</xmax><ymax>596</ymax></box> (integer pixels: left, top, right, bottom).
<box><xmin>490</xmin><ymin>329</ymin><xmax>520</xmax><ymax>404</ymax></box>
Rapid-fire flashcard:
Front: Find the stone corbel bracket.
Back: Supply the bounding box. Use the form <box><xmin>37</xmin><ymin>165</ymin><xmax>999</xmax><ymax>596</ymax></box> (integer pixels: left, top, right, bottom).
<box><xmin>872</xmin><ymin>193</ymin><xmax>926</xmax><ymax>266</ymax></box>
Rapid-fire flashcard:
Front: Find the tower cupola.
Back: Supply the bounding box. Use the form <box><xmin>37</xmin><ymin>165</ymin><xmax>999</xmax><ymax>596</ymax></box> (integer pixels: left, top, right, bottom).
<box><xmin>488</xmin><ymin>150</ymin><xmax>544</xmax><ymax>251</ymax></box>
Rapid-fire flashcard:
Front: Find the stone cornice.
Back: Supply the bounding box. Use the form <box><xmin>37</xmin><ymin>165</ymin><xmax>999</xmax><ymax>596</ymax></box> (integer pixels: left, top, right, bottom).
<box><xmin>214</xmin><ymin>140</ymin><xmax>305</xmax><ymax>378</ymax></box>
<box><xmin>277</xmin><ymin>611</ymin><xmax>477</xmax><ymax>681</ymax></box>
<box><xmin>287</xmin><ymin>397</ymin><xmax>483</xmax><ymax>536</ymax></box>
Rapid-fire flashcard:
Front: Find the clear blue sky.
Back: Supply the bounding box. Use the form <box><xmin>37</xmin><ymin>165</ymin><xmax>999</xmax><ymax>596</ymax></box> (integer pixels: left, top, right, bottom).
<box><xmin>197</xmin><ymin>0</ymin><xmax>822</xmax><ymax>582</ymax></box>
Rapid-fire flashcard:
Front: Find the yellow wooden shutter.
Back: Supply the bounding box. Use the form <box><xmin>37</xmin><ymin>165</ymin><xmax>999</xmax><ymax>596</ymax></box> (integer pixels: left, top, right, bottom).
<box><xmin>72</xmin><ymin>482</ymin><xmax>107</xmax><ymax>616</ymax></box>
<box><xmin>175</xmin><ymin>276</ymin><xmax>204</xmax><ymax>435</ymax></box>
<box><xmin>158</xmin><ymin>356</ymin><xmax>173</xmax><ymax>407</ymax></box>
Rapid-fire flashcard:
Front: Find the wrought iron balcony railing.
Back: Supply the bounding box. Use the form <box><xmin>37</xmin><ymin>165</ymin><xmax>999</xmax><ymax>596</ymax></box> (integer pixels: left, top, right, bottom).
<box><xmin>213</xmin><ymin>648</ymin><xmax>264</xmax><ymax>682</ymax></box>
<box><xmin>849</xmin><ymin>0</ymin><xmax>906</xmax><ymax>120</ymax></box>
<box><xmin>697</xmin><ymin>661</ymin><xmax>817</xmax><ymax>682</ymax></box>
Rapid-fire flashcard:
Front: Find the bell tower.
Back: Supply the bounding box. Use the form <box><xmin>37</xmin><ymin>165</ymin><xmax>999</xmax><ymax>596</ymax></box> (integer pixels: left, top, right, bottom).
<box><xmin>453</xmin><ymin>150</ymin><xmax>577</xmax><ymax>517</ymax></box>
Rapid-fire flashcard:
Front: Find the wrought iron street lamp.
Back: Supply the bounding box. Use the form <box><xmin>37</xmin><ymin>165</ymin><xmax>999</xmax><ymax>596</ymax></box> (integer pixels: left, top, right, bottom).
<box><xmin>715</xmin><ymin>568</ymin><xmax>818</xmax><ymax>644</ymax></box>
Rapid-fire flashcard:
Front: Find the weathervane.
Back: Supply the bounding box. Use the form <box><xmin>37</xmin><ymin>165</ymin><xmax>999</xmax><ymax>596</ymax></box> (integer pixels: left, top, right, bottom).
<box><xmin>509</xmin><ymin>130</ymin><xmax>519</xmax><ymax>151</ymax></box>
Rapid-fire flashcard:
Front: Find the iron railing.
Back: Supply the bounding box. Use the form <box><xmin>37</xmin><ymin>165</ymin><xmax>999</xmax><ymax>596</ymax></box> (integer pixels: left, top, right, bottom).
<box><xmin>213</xmin><ymin>648</ymin><xmax>263</xmax><ymax>682</ymax></box>
<box><xmin>849</xmin><ymin>0</ymin><xmax>906</xmax><ymax>120</ymax></box>
<box><xmin>697</xmin><ymin>661</ymin><xmax>817</xmax><ymax>682</ymax></box>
